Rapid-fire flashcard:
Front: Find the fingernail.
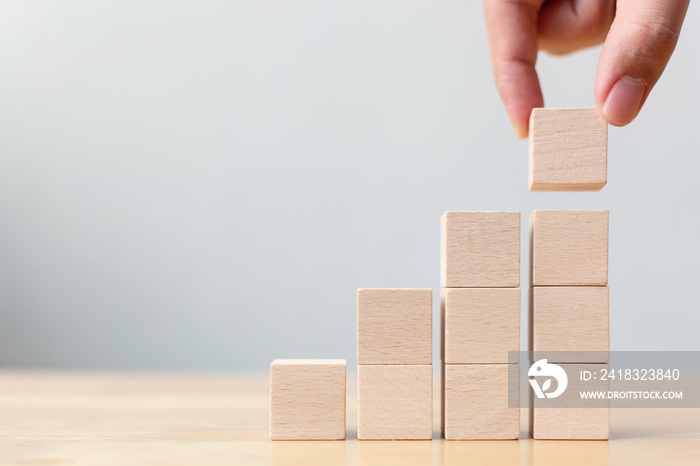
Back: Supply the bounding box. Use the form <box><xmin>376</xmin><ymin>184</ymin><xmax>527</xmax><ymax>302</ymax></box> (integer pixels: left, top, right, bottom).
<box><xmin>602</xmin><ymin>77</ymin><xmax>646</xmax><ymax>126</ymax></box>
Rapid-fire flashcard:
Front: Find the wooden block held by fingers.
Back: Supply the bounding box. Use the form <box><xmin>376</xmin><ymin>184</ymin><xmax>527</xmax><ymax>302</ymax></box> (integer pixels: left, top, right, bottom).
<box><xmin>270</xmin><ymin>359</ymin><xmax>346</xmax><ymax>440</ymax></box>
<box><xmin>529</xmin><ymin>108</ymin><xmax>608</xmax><ymax>191</ymax></box>
<box><xmin>531</xmin><ymin>210</ymin><xmax>609</xmax><ymax>286</ymax></box>
<box><xmin>442</xmin><ymin>364</ymin><xmax>519</xmax><ymax>440</ymax></box>
<box><xmin>441</xmin><ymin>288</ymin><xmax>520</xmax><ymax>364</ymax></box>
<box><xmin>441</xmin><ymin>211</ymin><xmax>520</xmax><ymax>288</ymax></box>
<box><xmin>357</xmin><ymin>288</ymin><xmax>432</xmax><ymax>365</ymax></box>
<box><xmin>532</xmin><ymin>286</ymin><xmax>609</xmax><ymax>362</ymax></box>
<box><xmin>358</xmin><ymin>365</ymin><xmax>433</xmax><ymax>440</ymax></box>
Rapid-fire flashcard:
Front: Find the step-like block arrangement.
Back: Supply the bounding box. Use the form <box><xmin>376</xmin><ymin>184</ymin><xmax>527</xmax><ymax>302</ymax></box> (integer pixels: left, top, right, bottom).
<box><xmin>442</xmin><ymin>364</ymin><xmax>520</xmax><ymax>440</ymax></box>
<box><xmin>529</xmin><ymin>108</ymin><xmax>608</xmax><ymax>191</ymax></box>
<box><xmin>357</xmin><ymin>288</ymin><xmax>433</xmax><ymax>440</ymax></box>
<box><xmin>270</xmin><ymin>359</ymin><xmax>346</xmax><ymax>440</ymax></box>
<box><xmin>357</xmin><ymin>288</ymin><xmax>432</xmax><ymax>365</ymax></box>
<box><xmin>358</xmin><ymin>365</ymin><xmax>433</xmax><ymax>440</ymax></box>
<box><xmin>441</xmin><ymin>211</ymin><xmax>520</xmax><ymax>288</ymax></box>
<box><xmin>441</xmin><ymin>287</ymin><xmax>520</xmax><ymax>364</ymax></box>
<box><xmin>441</xmin><ymin>211</ymin><xmax>520</xmax><ymax>440</ymax></box>
<box><xmin>531</xmin><ymin>209</ymin><xmax>609</xmax><ymax>286</ymax></box>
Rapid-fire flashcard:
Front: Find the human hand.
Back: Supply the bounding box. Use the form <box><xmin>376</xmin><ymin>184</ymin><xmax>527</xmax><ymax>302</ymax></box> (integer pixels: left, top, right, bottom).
<box><xmin>484</xmin><ymin>0</ymin><xmax>690</xmax><ymax>138</ymax></box>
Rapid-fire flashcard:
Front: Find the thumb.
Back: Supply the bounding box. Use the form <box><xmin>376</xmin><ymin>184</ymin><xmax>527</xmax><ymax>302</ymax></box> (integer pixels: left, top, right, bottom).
<box><xmin>595</xmin><ymin>0</ymin><xmax>690</xmax><ymax>126</ymax></box>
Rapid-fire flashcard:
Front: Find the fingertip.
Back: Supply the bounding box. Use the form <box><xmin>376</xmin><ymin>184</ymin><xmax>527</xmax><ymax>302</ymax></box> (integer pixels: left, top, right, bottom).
<box><xmin>601</xmin><ymin>76</ymin><xmax>646</xmax><ymax>126</ymax></box>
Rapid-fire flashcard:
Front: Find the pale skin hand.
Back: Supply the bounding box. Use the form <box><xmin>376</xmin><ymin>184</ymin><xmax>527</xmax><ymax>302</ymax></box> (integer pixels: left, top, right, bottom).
<box><xmin>484</xmin><ymin>0</ymin><xmax>691</xmax><ymax>138</ymax></box>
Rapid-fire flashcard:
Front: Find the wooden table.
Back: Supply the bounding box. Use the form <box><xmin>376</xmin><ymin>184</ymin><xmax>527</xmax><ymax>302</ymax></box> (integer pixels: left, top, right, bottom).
<box><xmin>0</xmin><ymin>372</ymin><xmax>698</xmax><ymax>465</ymax></box>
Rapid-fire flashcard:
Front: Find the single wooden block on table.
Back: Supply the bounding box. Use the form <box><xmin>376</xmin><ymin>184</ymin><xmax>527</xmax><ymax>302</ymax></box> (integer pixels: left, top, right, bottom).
<box><xmin>357</xmin><ymin>288</ymin><xmax>432</xmax><ymax>365</ymax></box>
<box><xmin>441</xmin><ymin>287</ymin><xmax>520</xmax><ymax>364</ymax></box>
<box><xmin>531</xmin><ymin>286</ymin><xmax>609</xmax><ymax>363</ymax></box>
<box><xmin>532</xmin><ymin>363</ymin><xmax>610</xmax><ymax>440</ymax></box>
<box><xmin>270</xmin><ymin>359</ymin><xmax>346</xmax><ymax>440</ymax></box>
<box><xmin>358</xmin><ymin>365</ymin><xmax>432</xmax><ymax>440</ymax></box>
<box><xmin>529</xmin><ymin>108</ymin><xmax>607</xmax><ymax>191</ymax></box>
<box><xmin>441</xmin><ymin>211</ymin><xmax>520</xmax><ymax>288</ymax></box>
<box><xmin>531</xmin><ymin>210</ymin><xmax>609</xmax><ymax>286</ymax></box>
<box><xmin>442</xmin><ymin>364</ymin><xmax>519</xmax><ymax>440</ymax></box>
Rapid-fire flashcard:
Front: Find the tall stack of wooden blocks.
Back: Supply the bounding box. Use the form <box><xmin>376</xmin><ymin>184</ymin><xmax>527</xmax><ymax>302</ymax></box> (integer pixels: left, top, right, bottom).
<box><xmin>440</xmin><ymin>211</ymin><xmax>521</xmax><ymax>440</ymax></box>
<box><xmin>530</xmin><ymin>209</ymin><xmax>610</xmax><ymax>440</ymax></box>
<box><xmin>357</xmin><ymin>288</ymin><xmax>433</xmax><ymax>440</ymax></box>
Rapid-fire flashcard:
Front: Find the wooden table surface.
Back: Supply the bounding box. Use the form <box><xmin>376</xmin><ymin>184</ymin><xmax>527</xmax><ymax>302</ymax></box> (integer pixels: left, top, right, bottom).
<box><xmin>0</xmin><ymin>371</ymin><xmax>698</xmax><ymax>465</ymax></box>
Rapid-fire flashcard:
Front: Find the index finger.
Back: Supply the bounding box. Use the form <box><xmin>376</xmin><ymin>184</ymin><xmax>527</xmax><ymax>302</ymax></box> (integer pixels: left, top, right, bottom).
<box><xmin>484</xmin><ymin>0</ymin><xmax>545</xmax><ymax>138</ymax></box>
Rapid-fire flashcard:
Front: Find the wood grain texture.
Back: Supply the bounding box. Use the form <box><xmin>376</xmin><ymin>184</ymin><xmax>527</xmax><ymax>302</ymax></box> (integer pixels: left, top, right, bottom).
<box><xmin>531</xmin><ymin>286</ymin><xmax>609</xmax><ymax>363</ymax></box>
<box><xmin>441</xmin><ymin>211</ymin><xmax>520</xmax><ymax>288</ymax></box>
<box><xmin>1</xmin><ymin>372</ymin><xmax>700</xmax><ymax>464</ymax></box>
<box><xmin>442</xmin><ymin>364</ymin><xmax>519</xmax><ymax>440</ymax></box>
<box><xmin>529</xmin><ymin>108</ymin><xmax>607</xmax><ymax>191</ymax></box>
<box><xmin>357</xmin><ymin>365</ymin><xmax>432</xmax><ymax>440</ymax></box>
<box><xmin>270</xmin><ymin>359</ymin><xmax>346</xmax><ymax>440</ymax></box>
<box><xmin>441</xmin><ymin>287</ymin><xmax>520</xmax><ymax>364</ymax></box>
<box><xmin>531</xmin><ymin>210</ymin><xmax>609</xmax><ymax>286</ymax></box>
<box><xmin>357</xmin><ymin>288</ymin><xmax>432</xmax><ymax>365</ymax></box>
<box><xmin>532</xmin><ymin>363</ymin><xmax>610</xmax><ymax>440</ymax></box>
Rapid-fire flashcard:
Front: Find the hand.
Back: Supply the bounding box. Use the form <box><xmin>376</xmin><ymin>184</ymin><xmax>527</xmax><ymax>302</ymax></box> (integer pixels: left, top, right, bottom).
<box><xmin>484</xmin><ymin>0</ymin><xmax>690</xmax><ymax>138</ymax></box>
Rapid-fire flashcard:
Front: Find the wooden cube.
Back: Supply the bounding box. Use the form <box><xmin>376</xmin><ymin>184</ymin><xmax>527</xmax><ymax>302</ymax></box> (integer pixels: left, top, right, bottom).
<box><xmin>531</xmin><ymin>210</ymin><xmax>608</xmax><ymax>286</ymax></box>
<box><xmin>441</xmin><ymin>288</ymin><xmax>520</xmax><ymax>364</ymax></box>
<box><xmin>531</xmin><ymin>286</ymin><xmax>609</xmax><ymax>362</ymax></box>
<box><xmin>358</xmin><ymin>365</ymin><xmax>432</xmax><ymax>440</ymax></box>
<box><xmin>442</xmin><ymin>364</ymin><xmax>519</xmax><ymax>440</ymax></box>
<box><xmin>441</xmin><ymin>211</ymin><xmax>520</xmax><ymax>288</ymax></box>
<box><xmin>532</xmin><ymin>363</ymin><xmax>610</xmax><ymax>440</ymax></box>
<box><xmin>533</xmin><ymin>407</ymin><xmax>610</xmax><ymax>440</ymax></box>
<box><xmin>357</xmin><ymin>288</ymin><xmax>432</xmax><ymax>365</ymax></box>
<box><xmin>270</xmin><ymin>359</ymin><xmax>346</xmax><ymax>440</ymax></box>
<box><xmin>529</xmin><ymin>108</ymin><xmax>607</xmax><ymax>191</ymax></box>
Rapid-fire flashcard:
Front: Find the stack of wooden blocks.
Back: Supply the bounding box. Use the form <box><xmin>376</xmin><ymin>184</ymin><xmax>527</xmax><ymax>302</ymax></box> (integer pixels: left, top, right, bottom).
<box><xmin>269</xmin><ymin>107</ymin><xmax>611</xmax><ymax>443</ymax></box>
<box><xmin>440</xmin><ymin>211</ymin><xmax>521</xmax><ymax>440</ymax></box>
<box><xmin>529</xmin><ymin>209</ymin><xmax>610</xmax><ymax>440</ymax></box>
<box><xmin>356</xmin><ymin>288</ymin><xmax>433</xmax><ymax>440</ymax></box>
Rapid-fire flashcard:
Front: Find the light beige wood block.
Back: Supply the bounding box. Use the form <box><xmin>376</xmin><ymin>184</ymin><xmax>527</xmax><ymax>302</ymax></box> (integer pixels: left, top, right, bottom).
<box><xmin>529</xmin><ymin>108</ymin><xmax>607</xmax><ymax>191</ymax></box>
<box><xmin>441</xmin><ymin>211</ymin><xmax>520</xmax><ymax>288</ymax></box>
<box><xmin>531</xmin><ymin>210</ymin><xmax>608</xmax><ymax>286</ymax></box>
<box><xmin>442</xmin><ymin>364</ymin><xmax>519</xmax><ymax>440</ymax></box>
<box><xmin>441</xmin><ymin>288</ymin><xmax>520</xmax><ymax>364</ymax></box>
<box><xmin>532</xmin><ymin>363</ymin><xmax>610</xmax><ymax>440</ymax></box>
<box><xmin>532</xmin><ymin>286</ymin><xmax>609</xmax><ymax>362</ymax></box>
<box><xmin>357</xmin><ymin>288</ymin><xmax>432</xmax><ymax>365</ymax></box>
<box><xmin>270</xmin><ymin>359</ymin><xmax>346</xmax><ymax>440</ymax></box>
<box><xmin>533</xmin><ymin>407</ymin><xmax>610</xmax><ymax>440</ymax></box>
<box><xmin>357</xmin><ymin>365</ymin><xmax>432</xmax><ymax>440</ymax></box>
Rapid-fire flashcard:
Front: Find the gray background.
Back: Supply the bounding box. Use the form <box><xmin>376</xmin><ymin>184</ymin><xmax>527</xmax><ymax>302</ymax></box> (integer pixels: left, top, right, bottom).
<box><xmin>1</xmin><ymin>1</ymin><xmax>698</xmax><ymax>370</ymax></box>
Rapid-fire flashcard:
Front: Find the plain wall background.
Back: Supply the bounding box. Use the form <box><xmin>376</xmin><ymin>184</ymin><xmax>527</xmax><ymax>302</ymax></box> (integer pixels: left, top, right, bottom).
<box><xmin>0</xmin><ymin>1</ymin><xmax>698</xmax><ymax>370</ymax></box>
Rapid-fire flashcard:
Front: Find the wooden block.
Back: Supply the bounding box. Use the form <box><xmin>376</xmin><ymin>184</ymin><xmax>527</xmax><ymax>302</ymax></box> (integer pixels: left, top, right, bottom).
<box><xmin>357</xmin><ymin>365</ymin><xmax>432</xmax><ymax>440</ymax></box>
<box><xmin>441</xmin><ymin>288</ymin><xmax>520</xmax><ymax>364</ymax></box>
<box><xmin>532</xmin><ymin>363</ymin><xmax>610</xmax><ymax>440</ymax></box>
<box><xmin>442</xmin><ymin>364</ymin><xmax>519</xmax><ymax>440</ymax></box>
<box><xmin>531</xmin><ymin>210</ymin><xmax>608</xmax><ymax>286</ymax></box>
<box><xmin>441</xmin><ymin>211</ymin><xmax>520</xmax><ymax>288</ymax></box>
<box><xmin>357</xmin><ymin>288</ymin><xmax>432</xmax><ymax>365</ymax></box>
<box><xmin>532</xmin><ymin>286</ymin><xmax>609</xmax><ymax>362</ymax></box>
<box><xmin>529</xmin><ymin>108</ymin><xmax>607</xmax><ymax>191</ymax></box>
<box><xmin>270</xmin><ymin>359</ymin><xmax>346</xmax><ymax>440</ymax></box>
